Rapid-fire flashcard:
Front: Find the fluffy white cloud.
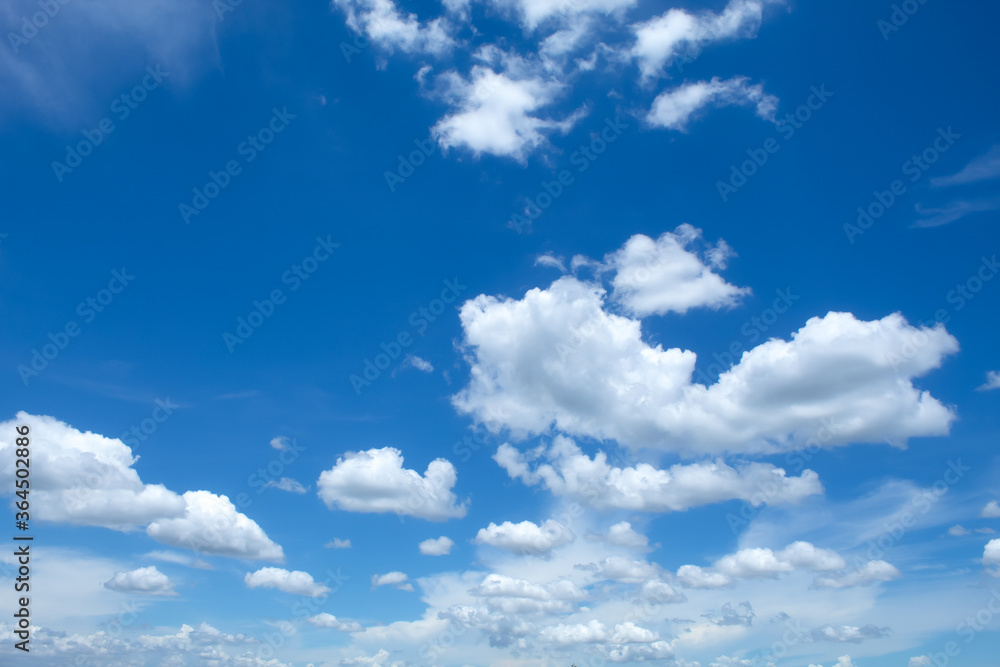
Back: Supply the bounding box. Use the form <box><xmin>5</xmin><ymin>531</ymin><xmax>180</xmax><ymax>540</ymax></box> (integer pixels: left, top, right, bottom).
<box><xmin>372</xmin><ymin>571</ymin><xmax>414</xmax><ymax>591</ymax></box>
<box><xmin>676</xmin><ymin>542</ymin><xmax>845</xmax><ymax>588</ymax></box>
<box><xmin>432</xmin><ymin>64</ymin><xmax>584</xmax><ymax>161</ymax></box>
<box><xmin>638</xmin><ymin>578</ymin><xmax>685</xmax><ymax>603</ymax></box>
<box><xmin>979</xmin><ymin>371</ymin><xmax>1000</xmax><ymax>391</ymax></box>
<box><xmin>331</xmin><ymin>0</ymin><xmax>455</xmax><ymax>55</ymax></box>
<box><xmin>605</xmin><ymin>521</ymin><xmax>649</xmax><ymax>549</ymax></box>
<box><xmin>494</xmin><ymin>437</ymin><xmax>821</xmax><ymax>512</ymax></box>
<box><xmin>419</xmin><ymin>536</ymin><xmax>455</xmax><ymax>555</ymax></box>
<box><xmin>103</xmin><ymin>566</ymin><xmax>176</xmax><ymax>596</ymax></box>
<box><xmin>474</xmin><ymin>518</ymin><xmax>574</xmax><ymax>554</ymax></box>
<box><xmin>808</xmin><ymin>657</ymin><xmax>857</xmax><ymax>667</ymax></box>
<box><xmin>317</xmin><ymin>447</ymin><xmax>468</xmax><ymax>521</ymax></box>
<box><xmin>489</xmin><ymin>0</ymin><xmax>636</xmax><ymax>30</ymax></box>
<box><xmin>404</xmin><ymin>355</ymin><xmax>434</xmax><ymax>373</ymax></box>
<box><xmin>454</xmin><ymin>264</ymin><xmax>958</xmax><ymax>455</ymax></box>
<box><xmin>647</xmin><ymin>76</ymin><xmax>778</xmax><ymax>130</ymax></box>
<box><xmin>984</xmin><ymin>539</ymin><xmax>1000</xmax><ymax>573</ymax></box>
<box><xmin>909</xmin><ymin>656</ymin><xmax>932</xmax><ymax>667</ymax></box>
<box><xmin>244</xmin><ymin>567</ymin><xmax>330</xmax><ymax>597</ymax></box>
<box><xmin>308</xmin><ymin>613</ymin><xmax>364</xmax><ymax>631</ymax></box>
<box><xmin>632</xmin><ymin>0</ymin><xmax>776</xmax><ymax>82</ymax></box>
<box><xmin>983</xmin><ymin>501</ymin><xmax>1000</xmax><ymax>518</ymax></box>
<box><xmin>0</xmin><ymin>413</ymin><xmax>185</xmax><ymax>530</ymax></box>
<box><xmin>326</xmin><ymin>538</ymin><xmax>353</xmax><ymax>549</ymax></box>
<box><xmin>603</xmin><ymin>225</ymin><xmax>749</xmax><ymax>316</ymax></box>
<box><xmin>583</xmin><ymin>555</ymin><xmax>662</xmax><ymax>583</ymax></box>
<box><xmin>146</xmin><ymin>491</ymin><xmax>285</xmax><ymax>562</ymax></box>
<box><xmin>264</xmin><ymin>477</ymin><xmax>308</xmax><ymax>493</ymax></box>
<box><xmin>813</xmin><ymin>560</ymin><xmax>901</xmax><ymax>588</ymax></box>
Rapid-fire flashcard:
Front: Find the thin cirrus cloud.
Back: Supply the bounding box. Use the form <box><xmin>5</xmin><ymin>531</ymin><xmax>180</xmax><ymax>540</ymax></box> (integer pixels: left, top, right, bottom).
<box><xmin>930</xmin><ymin>144</ymin><xmax>1000</xmax><ymax>187</ymax></box>
<box><xmin>451</xmin><ymin>229</ymin><xmax>958</xmax><ymax>456</ymax></box>
<box><xmin>646</xmin><ymin>76</ymin><xmax>778</xmax><ymax>131</ymax></box>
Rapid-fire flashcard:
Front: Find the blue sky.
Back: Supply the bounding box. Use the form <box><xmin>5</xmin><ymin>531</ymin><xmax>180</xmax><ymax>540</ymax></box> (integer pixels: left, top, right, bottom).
<box><xmin>1</xmin><ymin>0</ymin><xmax>1000</xmax><ymax>665</ymax></box>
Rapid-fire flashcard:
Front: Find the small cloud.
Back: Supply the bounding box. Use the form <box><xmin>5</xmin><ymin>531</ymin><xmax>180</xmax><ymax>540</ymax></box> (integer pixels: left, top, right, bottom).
<box><xmin>947</xmin><ymin>525</ymin><xmax>971</xmax><ymax>536</ymax></box>
<box><xmin>977</xmin><ymin>527</ymin><xmax>997</xmax><ymax>534</ymax></box>
<box><xmin>245</xmin><ymin>567</ymin><xmax>331</xmax><ymax>597</ymax></box>
<box><xmin>270</xmin><ymin>436</ymin><xmax>291</xmax><ymax>450</ymax></box>
<box><xmin>931</xmin><ymin>145</ymin><xmax>1000</xmax><ymax>187</ymax></box>
<box><xmin>535</xmin><ymin>253</ymin><xmax>567</xmax><ymax>272</ymax></box>
<box><xmin>912</xmin><ymin>199</ymin><xmax>1000</xmax><ymax>228</ymax></box>
<box><xmin>104</xmin><ymin>566</ymin><xmax>177</xmax><ymax>596</ymax></box>
<box><xmin>265</xmin><ymin>477</ymin><xmax>308</xmax><ymax>494</ymax></box>
<box><xmin>909</xmin><ymin>657</ymin><xmax>932</xmax><ymax>667</ymax></box>
<box><xmin>307</xmin><ymin>613</ymin><xmax>362</xmax><ymax>631</ymax></box>
<box><xmin>144</xmin><ymin>551</ymin><xmax>213</xmax><ymax>570</ymax></box>
<box><xmin>982</xmin><ymin>500</ymin><xmax>1000</xmax><ymax>519</ymax></box>
<box><xmin>326</xmin><ymin>538</ymin><xmax>352</xmax><ymax>549</ymax></box>
<box><xmin>371</xmin><ymin>571</ymin><xmax>414</xmax><ymax>591</ymax></box>
<box><xmin>977</xmin><ymin>372</ymin><xmax>1000</xmax><ymax>392</ymax></box>
<box><xmin>405</xmin><ymin>355</ymin><xmax>434</xmax><ymax>373</ymax></box>
<box><xmin>419</xmin><ymin>536</ymin><xmax>454</xmax><ymax>556</ymax></box>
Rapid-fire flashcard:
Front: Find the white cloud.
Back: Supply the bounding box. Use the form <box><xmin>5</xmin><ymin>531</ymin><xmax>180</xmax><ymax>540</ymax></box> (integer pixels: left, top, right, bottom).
<box><xmin>419</xmin><ymin>536</ymin><xmax>455</xmax><ymax>555</ymax></box>
<box><xmin>103</xmin><ymin>566</ymin><xmax>176</xmax><ymax>596</ymax></box>
<box><xmin>810</xmin><ymin>625</ymin><xmax>890</xmax><ymax>643</ymax></box>
<box><xmin>144</xmin><ymin>550</ymin><xmax>213</xmax><ymax>570</ymax></box>
<box><xmin>977</xmin><ymin>371</ymin><xmax>1000</xmax><ymax>391</ymax></box>
<box><xmin>146</xmin><ymin>490</ymin><xmax>285</xmax><ymax>562</ymax></box>
<box><xmin>474</xmin><ymin>519</ymin><xmax>574</xmax><ymax>554</ymax></box>
<box><xmin>317</xmin><ymin>447</ymin><xmax>468</xmax><ymax>521</ymax></box>
<box><xmin>948</xmin><ymin>525</ymin><xmax>971</xmax><ymax>536</ymax></box>
<box><xmin>404</xmin><ymin>355</ymin><xmax>434</xmax><ymax>373</ymax></box>
<box><xmin>638</xmin><ymin>578</ymin><xmax>685</xmax><ymax>603</ymax></box>
<box><xmin>331</xmin><ymin>0</ymin><xmax>455</xmax><ymax>56</ymax></box>
<box><xmin>912</xmin><ymin>199</ymin><xmax>1000</xmax><ymax>228</ymax></box>
<box><xmin>490</xmin><ymin>0</ymin><xmax>637</xmax><ymax>31</ymax></box>
<box><xmin>535</xmin><ymin>253</ymin><xmax>567</xmax><ymax>272</ymax></box>
<box><xmin>244</xmin><ymin>567</ymin><xmax>331</xmax><ymax>597</ymax></box>
<box><xmin>984</xmin><ymin>539</ymin><xmax>1000</xmax><ymax>574</ymax></box>
<box><xmin>494</xmin><ymin>437</ymin><xmax>822</xmax><ymax>512</ymax></box>
<box><xmin>340</xmin><ymin>648</ymin><xmax>405</xmax><ymax>666</ymax></box>
<box><xmin>813</xmin><ymin>560</ymin><xmax>902</xmax><ymax>588</ymax></box>
<box><xmin>270</xmin><ymin>436</ymin><xmax>292</xmax><ymax>450</ymax></box>
<box><xmin>603</xmin><ymin>225</ymin><xmax>749</xmax><ymax>316</ymax></box>
<box><xmin>605</xmin><ymin>521</ymin><xmax>649</xmax><ymax>549</ymax></box>
<box><xmin>308</xmin><ymin>613</ymin><xmax>364</xmax><ymax>631</ymax></box>
<box><xmin>675</xmin><ymin>542</ymin><xmax>845</xmax><ymax>589</ymax></box>
<box><xmin>0</xmin><ymin>413</ymin><xmax>186</xmax><ymax>530</ymax></box>
<box><xmin>454</xmin><ymin>265</ymin><xmax>958</xmax><ymax>454</ymax></box>
<box><xmin>584</xmin><ymin>555</ymin><xmax>661</xmax><ymax>583</ymax></box>
<box><xmin>265</xmin><ymin>477</ymin><xmax>308</xmax><ymax>493</ymax></box>
<box><xmin>909</xmin><ymin>657</ymin><xmax>932</xmax><ymax>667</ymax></box>
<box><xmin>371</xmin><ymin>571</ymin><xmax>414</xmax><ymax>591</ymax></box>
<box><xmin>631</xmin><ymin>0</ymin><xmax>776</xmax><ymax>82</ymax></box>
<box><xmin>983</xmin><ymin>501</ymin><xmax>1000</xmax><ymax>518</ymax></box>
<box><xmin>931</xmin><ymin>144</ymin><xmax>1000</xmax><ymax>187</ymax></box>
<box><xmin>326</xmin><ymin>538</ymin><xmax>353</xmax><ymax>549</ymax></box>
<box><xmin>647</xmin><ymin>77</ymin><xmax>778</xmax><ymax>130</ymax></box>
<box><xmin>432</xmin><ymin>65</ymin><xmax>585</xmax><ymax>161</ymax></box>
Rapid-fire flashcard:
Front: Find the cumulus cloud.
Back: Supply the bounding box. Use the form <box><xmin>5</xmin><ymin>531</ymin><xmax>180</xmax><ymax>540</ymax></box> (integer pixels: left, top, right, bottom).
<box><xmin>646</xmin><ymin>77</ymin><xmax>778</xmax><ymax>130</ymax></box>
<box><xmin>983</xmin><ymin>501</ymin><xmax>1000</xmax><ymax>518</ymax></box>
<box><xmin>494</xmin><ymin>437</ymin><xmax>821</xmax><ymax>512</ymax></box>
<box><xmin>145</xmin><ymin>491</ymin><xmax>285</xmax><ymax>562</ymax></box>
<box><xmin>244</xmin><ymin>567</ymin><xmax>331</xmax><ymax>597</ymax></box>
<box><xmin>602</xmin><ymin>225</ymin><xmax>749</xmax><ymax>316</ymax></box>
<box><xmin>431</xmin><ymin>64</ymin><xmax>585</xmax><ymax>161</ymax></box>
<box><xmin>909</xmin><ymin>656</ymin><xmax>932</xmax><ymax>667</ymax></box>
<box><xmin>813</xmin><ymin>560</ymin><xmax>901</xmax><ymax>589</ymax></box>
<box><xmin>317</xmin><ymin>447</ymin><xmax>468</xmax><ymax>521</ymax></box>
<box><xmin>103</xmin><ymin>566</ymin><xmax>177</xmax><ymax>596</ymax></box>
<box><xmin>474</xmin><ymin>519</ymin><xmax>574</xmax><ymax>554</ymax></box>
<box><xmin>984</xmin><ymin>539</ymin><xmax>1000</xmax><ymax>574</ymax></box>
<box><xmin>372</xmin><ymin>571</ymin><xmax>414</xmax><ymax>591</ymax></box>
<box><xmin>605</xmin><ymin>521</ymin><xmax>649</xmax><ymax>549</ymax></box>
<box><xmin>490</xmin><ymin>0</ymin><xmax>637</xmax><ymax>30</ymax></box>
<box><xmin>308</xmin><ymin>613</ymin><xmax>364</xmax><ymax>632</ymax></box>
<box><xmin>419</xmin><ymin>536</ymin><xmax>455</xmax><ymax>555</ymax></box>
<box><xmin>808</xmin><ymin>657</ymin><xmax>857</xmax><ymax>667</ymax></box>
<box><xmin>453</xmin><ymin>263</ymin><xmax>958</xmax><ymax>455</ymax></box>
<box><xmin>675</xmin><ymin>542</ymin><xmax>845</xmax><ymax>588</ymax></box>
<box><xmin>631</xmin><ymin>0</ymin><xmax>777</xmax><ymax>82</ymax></box>
<box><xmin>331</xmin><ymin>0</ymin><xmax>456</xmax><ymax>56</ymax></box>
<box><xmin>978</xmin><ymin>371</ymin><xmax>1000</xmax><ymax>392</ymax></box>
<box><xmin>326</xmin><ymin>538</ymin><xmax>353</xmax><ymax>549</ymax></box>
<box><xmin>810</xmin><ymin>625</ymin><xmax>891</xmax><ymax>643</ymax></box>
